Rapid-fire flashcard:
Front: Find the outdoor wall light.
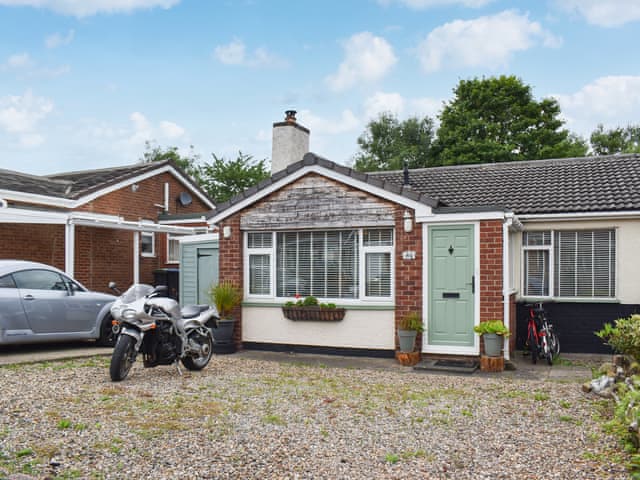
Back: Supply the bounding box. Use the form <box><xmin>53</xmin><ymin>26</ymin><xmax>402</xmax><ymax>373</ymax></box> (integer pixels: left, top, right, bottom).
<box><xmin>131</xmin><ymin>183</ymin><xmax>139</xmax><ymax>192</ymax></box>
<box><xmin>403</xmin><ymin>210</ymin><xmax>413</xmax><ymax>233</ymax></box>
<box><xmin>223</xmin><ymin>226</ymin><xmax>232</xmax><ymax>238</ymax></box>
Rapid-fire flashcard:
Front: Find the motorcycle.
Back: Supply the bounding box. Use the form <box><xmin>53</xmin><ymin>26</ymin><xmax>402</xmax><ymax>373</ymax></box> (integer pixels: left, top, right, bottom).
<box><xmin>108</xmin><ymin>282</ymin><xmax>219</xmax><ymax>382</ymax></box>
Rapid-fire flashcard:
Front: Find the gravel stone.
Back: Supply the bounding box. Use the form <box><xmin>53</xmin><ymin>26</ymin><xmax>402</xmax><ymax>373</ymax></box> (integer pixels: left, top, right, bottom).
<box><xmin>0</xmin><ymin>354</ymin><xmax>629</xmax><ymax>479</ymax></box>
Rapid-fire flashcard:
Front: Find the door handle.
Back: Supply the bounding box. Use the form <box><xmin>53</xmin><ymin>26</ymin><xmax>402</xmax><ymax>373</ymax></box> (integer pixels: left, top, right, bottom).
<box><xmin>23</xmin><ymin>295</ymin><xmax>35</xmax><ymax>301</ymax></box>
<box><xmin>471</xmin><ymin>276</ymin><xmax>475</xmax><ymax>294</ymax></box>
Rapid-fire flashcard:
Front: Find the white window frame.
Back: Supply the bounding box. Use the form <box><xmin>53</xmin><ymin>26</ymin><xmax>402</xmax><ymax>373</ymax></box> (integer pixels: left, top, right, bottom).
<box><xmin>245</xmin><ymin>232</ymin><xmax>275</xmax><ymax>298</ymax></box>
<box><xmin>244</xmin><ymin>228</ymin><xmax>394</xmax><ymax>305</ymax></box>
<box><xmin>521</xmin><ymin>229</ymin><xmax>617</xmax><ymax>300</ymax></box>
<box><xmin>360</xmin><ymin>229</ymin><xmax>395</xmax><ymax>301</ymax></box>
<box><xmin>140</xmin><ymin>231</ymin><xmax>155</xmax><ymax>257</ymax></box>
<box><xmin>166</xmin><ymin>234</ymin><xmax>182</xmax><ymax>264</ymax></box>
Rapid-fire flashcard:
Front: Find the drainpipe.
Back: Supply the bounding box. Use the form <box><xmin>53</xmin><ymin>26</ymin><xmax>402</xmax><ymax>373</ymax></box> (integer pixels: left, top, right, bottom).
<box><xmin>65</xmin><ymin>219</ymin><xmax>75</xmax><ymax>278</ymax></box>
<box><xmin>133</xmin><ymin>231</ymin><xmax>140</xmax><ymax>283</ymax></box>
<box><xmin>502</xmin><ymin>214</ymin><xmax>512</xmax><ymax>361</ymax></box>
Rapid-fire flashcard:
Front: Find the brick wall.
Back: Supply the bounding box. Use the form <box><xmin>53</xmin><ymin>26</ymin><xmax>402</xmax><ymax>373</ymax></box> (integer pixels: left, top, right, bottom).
<box><xmin>394</xmin><ymin>207</ymin><xmax>423</xmax><ymax>349</ymax></box>
<box><xmin>479</xmin><ymin>219</ymin><xmax>504</xmax><ymax>322</ymax></box>
<box><xmin>216</xmin><ymin>213</ymin><xmax>243</xmax><ymax>346</ymax></box>
<box><xmin>0</xmin><ymin>224</ymin><xmax>65</xmax><ymax>269</ymax></box>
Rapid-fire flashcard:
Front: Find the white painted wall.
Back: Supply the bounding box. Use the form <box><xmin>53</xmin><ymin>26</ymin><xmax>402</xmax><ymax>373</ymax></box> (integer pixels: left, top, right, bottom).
<box><xmin>514</xmin><ymin>218</ymin><xmax>640</xmax><ymax>304</ymax></box>
<box><xmin>242</xmin><ymin>307</ymin><xmax>395</xmax><ymax>349</ymax></box>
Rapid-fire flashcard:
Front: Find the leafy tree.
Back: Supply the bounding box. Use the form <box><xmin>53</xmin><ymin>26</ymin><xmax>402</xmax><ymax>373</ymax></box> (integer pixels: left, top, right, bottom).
<box><xmin>140</xmin><ymin>141</ymin><xmax>201</xmax><ymax>181</ymax></box>
<box><xmin>434</xmin><ymin>75</ymin><xmax>587</xmax><ymax>165</ymax></box>
<box><xmin>590</xmin><ymin>124</ymin><xmax>640</xmax><ymax>155</ymax></box>
<box><xmin>198</xmin><ymin>151</ymin><xmax>270</xmax><ymax>204</ymax></box>
<box><xmin>352</xmin><ymin>113</ymin><xmax>436</xmax><ymax>172</ymax></box>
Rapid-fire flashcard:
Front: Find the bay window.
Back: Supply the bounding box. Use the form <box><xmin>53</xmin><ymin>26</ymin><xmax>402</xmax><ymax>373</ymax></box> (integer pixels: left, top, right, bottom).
<box><xmin>245</xmin><ymin>228</ymin><xmax>394</xmax><ymax>301</ymax></box>
<box><xmin>522</xmin><ymin>229</ymin><xmax>616</xmax><ymax>299</ymax></box>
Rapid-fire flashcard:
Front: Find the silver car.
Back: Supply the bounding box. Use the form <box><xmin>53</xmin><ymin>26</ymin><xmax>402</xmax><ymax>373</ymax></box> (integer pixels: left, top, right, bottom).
<box><xmin>0</xmin><ymin>260</ymin><xmax>116</xmax><ymax>346</ymax></box>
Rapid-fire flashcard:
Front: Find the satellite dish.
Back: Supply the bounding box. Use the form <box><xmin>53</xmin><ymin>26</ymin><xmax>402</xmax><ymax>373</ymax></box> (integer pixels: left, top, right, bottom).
<box><xmin>178</xmin><ymin>191</ymin><xmax>192</xmax><ymax>206</ymax></box>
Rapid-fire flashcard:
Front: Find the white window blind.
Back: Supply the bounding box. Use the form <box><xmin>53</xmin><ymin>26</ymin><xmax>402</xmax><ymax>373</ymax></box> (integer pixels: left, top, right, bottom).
<box><xmin>276</xmin><ymin>230</ymin><xmax>359</xmax><ymax>298</ymax></box>
<box><xmin>247</xmin><ymin>233</ymin><xmax>273</xmax><ymax>296</ymax></box>
<box><xmin>522</xmin><ymin>229</ymin><xmax>616</xmax><ymax>299</ymax></box>
<box><xmin>554</xmin><ymin>230</ymin><xmax>616</xmax><ymax>298</ymax></box>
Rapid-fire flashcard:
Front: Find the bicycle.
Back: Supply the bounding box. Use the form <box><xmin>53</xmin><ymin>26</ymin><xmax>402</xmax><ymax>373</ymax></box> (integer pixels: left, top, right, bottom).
<box><xmin>524</xmin><ymin>303</ymin><xmax>560</xmax><ymax>365</ymax></box>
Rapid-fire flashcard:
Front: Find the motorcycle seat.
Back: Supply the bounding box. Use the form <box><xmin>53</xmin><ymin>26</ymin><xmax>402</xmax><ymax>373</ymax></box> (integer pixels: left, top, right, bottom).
<box><xmin>181</xmin><ymin>305</ymin><xmax>211</xmax><ymax>319</ymax></box>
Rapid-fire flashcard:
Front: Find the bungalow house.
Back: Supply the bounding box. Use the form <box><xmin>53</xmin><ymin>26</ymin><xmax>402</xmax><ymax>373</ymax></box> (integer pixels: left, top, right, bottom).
<box><xmin>207</xmin><ymin>112</ymin><xmax>640</xmax><ymax>358</ymax></box>
<box><xmin>0</xmin><ymin>160</ymin><xmax>215</xmax><ymax>294</ymax></box>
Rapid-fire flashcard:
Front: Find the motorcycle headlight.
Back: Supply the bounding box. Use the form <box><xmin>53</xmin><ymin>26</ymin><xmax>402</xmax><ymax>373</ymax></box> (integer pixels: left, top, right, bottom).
<box><xmin>122</xmin><ymin>308</ymin><xmax>137</xmax><ymax>321</ymax></box>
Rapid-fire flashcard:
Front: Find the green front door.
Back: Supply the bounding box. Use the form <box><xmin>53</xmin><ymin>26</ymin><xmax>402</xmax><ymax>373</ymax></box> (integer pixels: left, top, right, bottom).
<box><xmin>197</xmin><ymin>247</ymin><xmax>218</xmax><ymax>305</ymax></box>
<box><xmin>428</xmin><ymin>225</ymin><xmax>475</xmax><ymax>347</ymax></box>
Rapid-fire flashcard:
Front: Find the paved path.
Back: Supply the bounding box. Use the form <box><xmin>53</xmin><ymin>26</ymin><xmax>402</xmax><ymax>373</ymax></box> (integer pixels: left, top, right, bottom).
<box><xmin>0</xmin><ymin>342</ymin><xmax>604</xmax><ymax>382</ymax></box>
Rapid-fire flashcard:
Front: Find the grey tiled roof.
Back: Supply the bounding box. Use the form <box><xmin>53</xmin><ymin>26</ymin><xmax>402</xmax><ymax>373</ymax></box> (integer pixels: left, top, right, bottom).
<box><xmin>1</xmin><ymin>161</ymin><xmax>211</xmax><ymax>205</ymax></box>
<box><xmin>212</xmin><ymin>152</ymin><xmax>640</xmax><ymax>218</ymax></box>
<box><xmin>372</xmin><ymin>153</ymin><xmax>640</xmax><ymax>214</ymax></box>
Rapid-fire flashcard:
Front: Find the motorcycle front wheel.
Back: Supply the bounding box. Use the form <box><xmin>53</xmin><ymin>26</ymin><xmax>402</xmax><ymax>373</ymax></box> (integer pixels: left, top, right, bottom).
<box><xmin>181</xmin><ymin>329</ymin><xmax>213</xmax><ymax>371</ymax></box>
<box><xmin>110</xmin><ymin>334</ymin><xmax>136</xmax><ymax>381</ymax></box>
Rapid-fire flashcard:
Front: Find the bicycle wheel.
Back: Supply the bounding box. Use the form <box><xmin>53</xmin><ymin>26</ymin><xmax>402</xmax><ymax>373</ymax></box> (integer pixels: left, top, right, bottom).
<box><xmin>548</xmin><ymin>329</ymin><xmax>560</xmax><ymax>359</ymax></box>
<box><xmin>544</xmin><ymin>336</ymin><xmax>553</xmax><ymax>365</ymax></box>
<box><xmin>528</xmin><ymin>326</ymin><xmax>537</xmax><ymax>364</ymax></box>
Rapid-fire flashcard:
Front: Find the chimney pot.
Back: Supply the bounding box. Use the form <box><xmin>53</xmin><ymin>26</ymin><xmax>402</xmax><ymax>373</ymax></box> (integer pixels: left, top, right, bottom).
<box><xmin>285</xmin><ymin>110</ymin><xmax>297</xmax><ymax>122</ymax></box>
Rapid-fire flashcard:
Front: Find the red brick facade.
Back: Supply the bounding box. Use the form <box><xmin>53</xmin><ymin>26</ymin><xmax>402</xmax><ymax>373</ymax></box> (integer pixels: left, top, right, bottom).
<box><xmin>394</xmin><ymin>206</ymin><xmax>423</xmax><ymax>349</ymax></box>
<box><xmin>215</xmin><ymin>173</ymin><xmax>508</xmax><ymax>357</ymax></box>
<box><xmin>1</xmin><ymin>169</ymin><xmax>211</xmax><ymax>292</ymax></box>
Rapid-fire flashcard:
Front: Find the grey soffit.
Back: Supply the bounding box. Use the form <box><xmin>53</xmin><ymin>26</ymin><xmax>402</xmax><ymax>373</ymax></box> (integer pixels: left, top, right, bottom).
<box><xmin>213</xmin><ymin>152</ymin><xmax>640</xmax><ymax>218</ymax></box>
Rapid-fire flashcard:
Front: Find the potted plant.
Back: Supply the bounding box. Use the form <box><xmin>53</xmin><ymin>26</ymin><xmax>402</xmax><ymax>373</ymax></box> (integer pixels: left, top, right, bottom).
<box><xmin>282</xmin><ymin>295</ymin><xmax>346</xmax><ymax>322</ymax></box>
<box><xmin>473</xmin><ymin>320</ymin><xmax>510</xmax><ymax>357</ymax></box>
<box><xmin>209</xmin><ymin>281</ymin><xmax>243</xmax><ymax>352</ymax></box>
<box><xmin>397</xmin><ymin>312</ymin><xmax>424</xmax><ymax>353</ymax></box>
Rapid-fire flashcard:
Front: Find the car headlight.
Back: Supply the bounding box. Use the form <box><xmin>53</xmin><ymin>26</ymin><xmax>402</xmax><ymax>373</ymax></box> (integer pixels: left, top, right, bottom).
<box><xmin>122</xmin><ymin>309</ymin><xmax>137</xmax><ymax>321</ymax></box>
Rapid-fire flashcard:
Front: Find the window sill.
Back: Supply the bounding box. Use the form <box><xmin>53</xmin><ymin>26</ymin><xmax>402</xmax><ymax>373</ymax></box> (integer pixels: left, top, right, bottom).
<box><xmin>519</xmin><ymin>296</ymin><xmax>620</xmax><ymax>304</ymax></box>
<box><xmin>242</xmin><ymin>301</ymin><xmax>395</xmax><ymax>311</ymax></box>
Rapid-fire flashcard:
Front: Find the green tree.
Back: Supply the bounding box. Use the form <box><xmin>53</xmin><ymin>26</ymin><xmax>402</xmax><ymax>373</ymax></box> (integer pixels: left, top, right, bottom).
<box><xmin>434</xmin><ymin>75</ymin><xmax>587</xmax><ymax>165</ymax></box>
<box><xmin>590</xmin><ymin>124</ymin><xmax>640</xmax><ymax>155</ymax></box>
<box><xmin>198</xmin><ymin>151</ymin><xmax>270</xmax><ymax>204</ymax></box>
<box><xmin>352</xmin><ymin>113</ymin><xmax>436</xmax><ymax>172</ymax></box>
<box><xmin>140</xmin><ymin>141</ymin><xmax>201</xmax><ymax>181</ymax></box>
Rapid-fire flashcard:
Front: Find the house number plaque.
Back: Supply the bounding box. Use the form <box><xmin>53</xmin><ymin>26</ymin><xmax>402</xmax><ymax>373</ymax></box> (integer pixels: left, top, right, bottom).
<box><xmin>402</xmin><ymin>250</ymin><xmax>416</xmax><ymax>260</ymax></box>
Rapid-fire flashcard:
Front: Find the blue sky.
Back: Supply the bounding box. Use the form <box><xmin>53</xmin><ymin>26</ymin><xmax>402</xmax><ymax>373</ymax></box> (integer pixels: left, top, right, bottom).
<box><xmin>0</xmin><ymin>0</ymin><xmax>639</xmax><ymax>175</ymax></box>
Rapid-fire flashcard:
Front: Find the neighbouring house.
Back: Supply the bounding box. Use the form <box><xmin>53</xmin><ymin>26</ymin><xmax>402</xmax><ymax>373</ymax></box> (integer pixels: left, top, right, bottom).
<box><xmin>0</xmin><ymin>160</ymin><xmax>215</xmax><ymax>294</ymax></box>
<box><xmin>207</xmin><ymin>111</ymin><xmax>640</xmax><ymax>358</ymax></box>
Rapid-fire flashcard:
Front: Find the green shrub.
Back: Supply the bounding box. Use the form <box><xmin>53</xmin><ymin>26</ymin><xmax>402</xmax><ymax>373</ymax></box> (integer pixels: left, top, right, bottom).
<box><xmin>473</xmin><ymin>320</ymin><xmax>510</xmax><ymax>337</ymax></box>
<box><xmin>398</xmin><ymin>312</ymin><xmax>424</xmax><ymax>332</ymax></box>
<box><xmin>596</xmin><ymin>314</ymin><xmax>640</xmax><ymax>361</ymax></box>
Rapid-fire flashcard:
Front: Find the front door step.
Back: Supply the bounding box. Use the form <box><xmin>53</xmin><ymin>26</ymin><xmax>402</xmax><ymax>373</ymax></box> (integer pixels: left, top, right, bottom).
<box><xmin>413</xmin><ymin>359</ymin><xmax>479</xmax><ymax>374</ymax></box>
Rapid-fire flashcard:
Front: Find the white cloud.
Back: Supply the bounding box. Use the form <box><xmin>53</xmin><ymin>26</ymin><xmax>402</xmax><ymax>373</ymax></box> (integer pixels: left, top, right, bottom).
<box><xmin>5</xmin><ymin>52</ymin><xmax>33</xmax><ymax>69</ymax></box>
<box><xmin>45</xmin><ymin>29</ymin><xmax>75</xmax><ymax>48</ymax></box>
<box><xmin>326</xmin><ymin>32</ymin><xmax>397</xmax><ymax>92</ymax></box>
<box><xmin>0</xmin><ymin>0</ymin><xmax>180</xmax><ymax>17</ymax></box>
<box><xmin>380</xmin><ymin>0</ymin><xmax>493</xmax><ymax>8</ymax></box>
<box><xmin>416</xmin><ymin>10</ymin><xmax>561</xmax><ymax>72</ymax></box>
<box><xmin>128</xmin><ymin>112</ymin><xmax>186</xmax><ymax>145</ymax></box>
<box><xmin>553</xmin><ymin>76</ymin><xmax>640</xmax><ymax>136</ymax></box>
<box><xmin>297</xmin><ymin>109</ymin><xmax>360</xmax><ymax>136</ymax></box>
<box><xmin>364</xmin><ymin>92</ymin><xmax>405</xmax><ymax>119</ymax></box>
<box><xmin>555</xmin><ymin>0</ymin><xmax>640</xmax><ymax>27</ymax></box>
<box><xmin>0</xmin><ymin>91</ymin><xmax>53</xmax><ymax>134</ymax></box>
<box><xmin>213</xmin><ymin>39</ymin><xmax>287</xmax><ymax>68</ymax></box>
<box><xmin>159</xmin><ymin>120</ymin><xmax>185</xmax><ymax>139</ymax></box>
<box><xmin>0</xmin><ymin>91</ymin><xmax>53</xmax><ymax>148</ymax></box>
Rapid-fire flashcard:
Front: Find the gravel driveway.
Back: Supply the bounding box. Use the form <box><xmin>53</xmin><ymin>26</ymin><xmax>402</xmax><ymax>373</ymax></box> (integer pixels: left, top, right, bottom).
<box><xmin>0</xmin><ymin>354</ymin><xmax>628</xmax><ymax>479</ymax></box>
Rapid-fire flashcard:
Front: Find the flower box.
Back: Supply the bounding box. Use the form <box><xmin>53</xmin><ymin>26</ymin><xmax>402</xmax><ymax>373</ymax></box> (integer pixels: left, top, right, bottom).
<box><xmin>282</xmin><ymin>306</ymin><xmax>346</xmax><ymax>322</ymax></box>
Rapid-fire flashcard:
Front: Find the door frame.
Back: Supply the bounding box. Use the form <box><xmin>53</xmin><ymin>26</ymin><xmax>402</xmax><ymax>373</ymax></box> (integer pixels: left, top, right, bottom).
<box><xmin>422</xmin><ymin>221</ymin><xmax>480</xmax><ymax>356</ymax></box>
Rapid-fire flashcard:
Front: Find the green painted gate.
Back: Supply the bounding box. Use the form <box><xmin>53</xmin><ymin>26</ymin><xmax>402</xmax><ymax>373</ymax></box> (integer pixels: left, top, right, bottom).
<box><xmin>428</xmin><ymin>225</ymin><xmax>475</xmax><ymax>347</ymax></box>
<box><xmin>179</xmin><ymin>235</ymin><xmax>219</xmax><ymax>306</ymax></box>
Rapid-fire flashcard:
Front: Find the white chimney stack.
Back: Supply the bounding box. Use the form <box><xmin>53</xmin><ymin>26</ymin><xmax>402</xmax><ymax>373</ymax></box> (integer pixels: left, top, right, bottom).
<box><xmin>271</xmin><ymin>110</ymin><xmax>310</xmax><ymax>174</ymax></box>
